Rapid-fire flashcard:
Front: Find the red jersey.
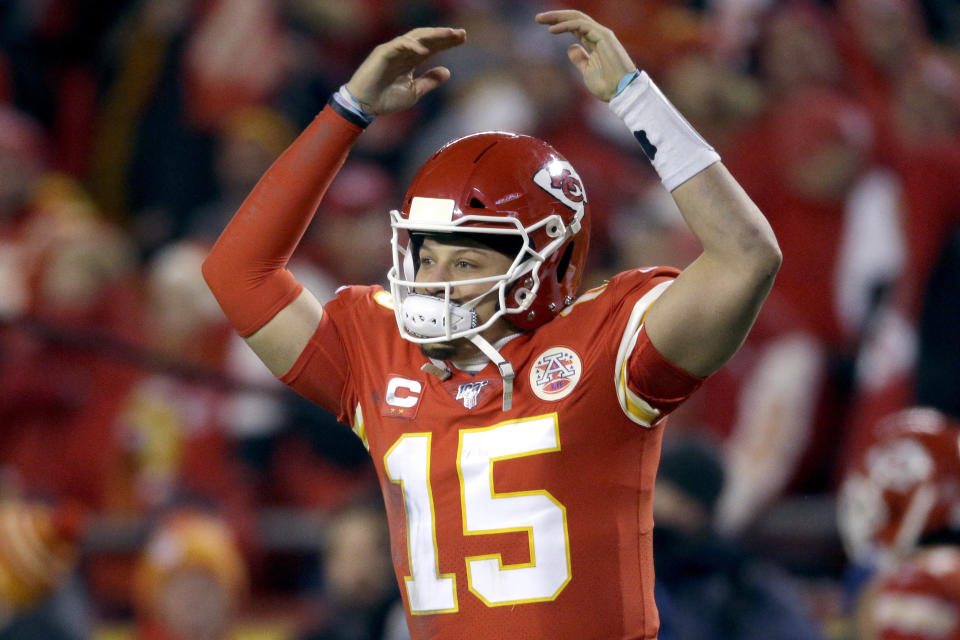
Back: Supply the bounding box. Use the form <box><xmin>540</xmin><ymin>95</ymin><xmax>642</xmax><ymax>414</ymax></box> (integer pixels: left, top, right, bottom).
<box><xmin>862</xmin><ymin>546</ymin><xmax>960</xmax><ymax>640</ymax></box>
<box><xmin>281</xmin><ymin>267</ymin><xmax>702</xmax><ymax>639</ymax></box>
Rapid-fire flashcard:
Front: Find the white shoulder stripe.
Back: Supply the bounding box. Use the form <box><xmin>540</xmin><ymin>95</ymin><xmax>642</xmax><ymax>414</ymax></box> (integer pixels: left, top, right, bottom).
<box><xmin>614</xmin><ymin>280</ymin><xmax>672</xmax><ymax>427</ymax></box>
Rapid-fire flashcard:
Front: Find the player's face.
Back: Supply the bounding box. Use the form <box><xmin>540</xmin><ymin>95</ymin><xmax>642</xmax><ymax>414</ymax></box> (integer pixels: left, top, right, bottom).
<box><xmin>414</xmin><ymin>237</ymin><xmax>515</xmax><ymax>360</ymax></box>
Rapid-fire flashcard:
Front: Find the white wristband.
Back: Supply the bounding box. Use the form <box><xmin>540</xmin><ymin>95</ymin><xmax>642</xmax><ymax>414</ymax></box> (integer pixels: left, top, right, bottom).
<box><xmin>609</xmin><ymin>71</ymin><xmax>720</xmax><ymax>191</ymax></box>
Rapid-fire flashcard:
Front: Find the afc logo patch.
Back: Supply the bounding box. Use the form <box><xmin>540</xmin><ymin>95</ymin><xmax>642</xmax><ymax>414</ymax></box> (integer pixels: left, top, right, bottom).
<box><xmin>532</xmin><ymin>160</ymin><xmax>587</xmax><ymax>214</ymax></box>
<box><xmin>530</xmin><ymin>347</ymin><xmax>582</xmax><ymax>401</ymax></box>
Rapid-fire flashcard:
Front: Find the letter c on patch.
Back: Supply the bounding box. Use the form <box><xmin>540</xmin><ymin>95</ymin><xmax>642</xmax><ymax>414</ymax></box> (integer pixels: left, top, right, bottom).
<box><xmin>386</xmin><ymin>377</ymin><xmax>422</xmax><ymax>408</ymax></box>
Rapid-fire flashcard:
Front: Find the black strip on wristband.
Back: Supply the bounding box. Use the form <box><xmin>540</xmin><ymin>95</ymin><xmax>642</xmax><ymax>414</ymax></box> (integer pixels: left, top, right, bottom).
<box><xmin>327</xmin><ymin>95</ymin><xmax>372</xmax><ymax>129</ymax></box>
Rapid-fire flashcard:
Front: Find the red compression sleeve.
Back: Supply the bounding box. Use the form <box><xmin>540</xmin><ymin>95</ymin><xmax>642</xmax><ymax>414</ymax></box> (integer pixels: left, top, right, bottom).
<box><xmin>202</xmin><ymin>105</ymin><xmax>364</xmax><ymax>337</ymax></box>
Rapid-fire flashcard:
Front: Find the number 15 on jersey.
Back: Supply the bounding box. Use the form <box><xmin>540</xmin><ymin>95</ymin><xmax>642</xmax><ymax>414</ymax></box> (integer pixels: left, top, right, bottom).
<box><xmin>383</xmin><ymin>413</ymin><xmax>572</xmax><ymax>613</ymax></box>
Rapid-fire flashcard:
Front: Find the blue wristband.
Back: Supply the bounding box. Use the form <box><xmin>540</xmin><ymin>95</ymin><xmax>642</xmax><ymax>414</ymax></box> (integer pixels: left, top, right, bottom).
<box><xmin>333</xmin><ymin>85</ymin><xmax>376</xmax><ymax>125</ymax></box>
<box><xmin>614</xmin><ymin>69</ymin><xmax>641</xmax><ymax>98</ymax></box>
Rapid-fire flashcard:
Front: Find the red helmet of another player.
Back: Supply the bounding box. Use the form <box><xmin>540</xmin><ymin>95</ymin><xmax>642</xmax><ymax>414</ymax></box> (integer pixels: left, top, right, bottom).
<box><xmin>838</xmin><ymin>407</ymin><xmax>960</xmax><ymax>566</ymax></box>
<box><xmin>859</xmin><ymin>546</ymin><xmax>960</xmax><ymax>640</ymax></box>
<box><xmin>388</xmin><ymin>131</ymin><xmax>590</xmax><ymax>342</ymax></box>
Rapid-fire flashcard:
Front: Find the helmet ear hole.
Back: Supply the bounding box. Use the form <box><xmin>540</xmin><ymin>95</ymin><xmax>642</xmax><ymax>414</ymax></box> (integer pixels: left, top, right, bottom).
<box><xmin>408</xmin><ymin>234</ymin><xmax>425</xmax><ymax>276</ymax></box>
<box><xmin>556</xmin><ymin>243</ymin><xmax>575</xmax><ymax>281</ymax></box>
<box><xmin>469</xmin><ymin>197</ymin><xmax>486</xmax><ymax>209</ymax></box>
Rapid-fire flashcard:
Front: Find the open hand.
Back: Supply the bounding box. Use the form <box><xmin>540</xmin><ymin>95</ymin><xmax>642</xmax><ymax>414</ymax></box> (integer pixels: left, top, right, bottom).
<box><xmin>345</xmin><ymin>27</ymin><xmax>466</xmax><ymax>115</ymax></box>
<box><xmin>536</xmin><ymin>10</ymin><xmax>636</xmax><ymax>102</ymax></box>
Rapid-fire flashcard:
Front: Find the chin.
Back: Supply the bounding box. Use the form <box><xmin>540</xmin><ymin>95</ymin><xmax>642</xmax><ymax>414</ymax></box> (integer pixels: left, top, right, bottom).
<box><xmin>420</xmin><ymin>341</ymin><xmax>468</xmax><ymax>361</ymax></box>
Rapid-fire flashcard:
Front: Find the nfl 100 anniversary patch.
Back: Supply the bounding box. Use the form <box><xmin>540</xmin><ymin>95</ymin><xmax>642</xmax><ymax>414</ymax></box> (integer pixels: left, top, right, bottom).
<box><xmin>442</xmin><ymin>378</ymin><xmax>500</xmax><ymax>410</ymax></box>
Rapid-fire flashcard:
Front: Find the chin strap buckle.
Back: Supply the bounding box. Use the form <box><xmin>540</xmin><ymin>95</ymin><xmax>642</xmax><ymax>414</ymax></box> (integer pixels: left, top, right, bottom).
<box><xmin>421</xmin><ymin>359</ymin><xmax>451</xmax><ymax>381</ymax></box>
<box><xmin>497</xmin><ymin>361</ymin><xmax>515</xmax><ymax>412</ymax></box>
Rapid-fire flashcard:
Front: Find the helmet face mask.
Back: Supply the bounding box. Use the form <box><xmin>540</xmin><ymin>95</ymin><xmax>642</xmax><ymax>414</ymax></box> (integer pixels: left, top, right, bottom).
<box><xmin>387</xmin><ymin>131</ymin><xmax>590</xmax><ymax>345</ymax></box>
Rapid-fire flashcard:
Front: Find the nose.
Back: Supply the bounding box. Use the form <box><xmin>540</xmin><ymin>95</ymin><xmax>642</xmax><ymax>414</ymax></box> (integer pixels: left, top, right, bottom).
<box><xmin>421</xmin><ymin>282</ymin><xmax>446</xmax><ymax>297</ymax></box>
<box><xmin>415</xmin><ymin>264</ymin><xmax>451</xmax><ymax>297</ymax></box>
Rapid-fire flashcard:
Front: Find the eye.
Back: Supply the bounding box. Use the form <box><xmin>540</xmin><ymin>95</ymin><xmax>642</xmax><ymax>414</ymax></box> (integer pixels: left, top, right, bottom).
<box><xmin>455</xmin><ymin>260</ymin><xmax>475</xmax><ymax>269</ymax></box>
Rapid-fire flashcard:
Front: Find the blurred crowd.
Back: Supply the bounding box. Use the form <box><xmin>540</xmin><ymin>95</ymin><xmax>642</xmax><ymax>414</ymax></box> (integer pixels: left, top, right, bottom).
<box><xmin>1</xmin><ymin>0</ymin><xmax>959</xmax><ymax>638</ymax></box>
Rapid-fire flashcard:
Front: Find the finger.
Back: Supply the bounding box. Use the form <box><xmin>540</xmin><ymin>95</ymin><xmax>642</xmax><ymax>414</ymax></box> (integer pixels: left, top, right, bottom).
<box><xmin>546</xmin><ymin>19</ymin><xmax>602</xmax><ymax>41</ymax></box>
<box><xmin>535</xmin><ymin>10</ymin><xmax>589</xmax><ymax>25</ymax></box>
<box><xmin>406</xmin><ymin>27</ymin><xmax>467</xmax><ymax>52</ymax></box>
<box><xmin>543</xmin><ymin>20</ymin><xmax>607</xmax><ymax>54</ymax></box>
<box><xmin>566</xmin><ymin>44</ymin><xmax>591</xmax><ymax>75</ymax></box>
<box><xmin>400</xmin><ymin>34</ymin><xmax>431</xmax><ymax>56</ymax></box>
<box><xmin>412</xmin><ymin>66</ymin><xmax>452</xmax><ymax>97</ymax></box>
<box><xmin>380</xmin><ymin>35</ymin><xmax>429</xmax><ymax>61</ymax></box>
<box><xmin>382</xmin><ymin>28</ymin><xmax>466</xmax><ymax>65</ymax></box>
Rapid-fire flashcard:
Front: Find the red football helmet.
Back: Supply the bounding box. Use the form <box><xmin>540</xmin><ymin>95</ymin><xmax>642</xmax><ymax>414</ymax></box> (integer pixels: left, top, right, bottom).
<box><xmin>838</xmin><ymin>407</ymin><xmax>960</xmax><ymax>567</ymax></box>
<box><xmin>388</xmin><ymin>131</ymin><xmax>590</xmax><ymax>343</ymax></box>
<box><xmin>860</xmin><ymin>546</ymin><xmax>960</xmax><ymax>640</ymax></box>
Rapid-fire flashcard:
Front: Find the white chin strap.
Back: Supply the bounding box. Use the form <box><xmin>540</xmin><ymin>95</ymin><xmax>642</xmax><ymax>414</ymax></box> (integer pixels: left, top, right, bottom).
<box><xmin>400</xmin><ymin>294</ymin><xmax>515</xmax><ymax>411</ymax></box>
<box><xmin>468</xmin><ymin>334</ymin><xmax>515</xmax><ymax>412</ymax></box>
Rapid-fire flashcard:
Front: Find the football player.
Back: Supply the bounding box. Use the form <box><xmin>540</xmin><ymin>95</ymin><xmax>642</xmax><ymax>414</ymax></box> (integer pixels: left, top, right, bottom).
<box><xmin>838</xmin><ymin>406</ymin><xmax>960</xmax><ymax>633</ymax></box>
<box><xmin>203</xmin><ymin>10</ymin><xmax>781</xmax><ymax>639</ymax></box>
<box><xmin>856</xmin><ymin>546</ymin><xmax>960</xmax><ymax>640</ymax></box>
<box><xmin>844</xmin><ymin>408</ymin><xmax>960</xmax><ymax>640</ymax></box>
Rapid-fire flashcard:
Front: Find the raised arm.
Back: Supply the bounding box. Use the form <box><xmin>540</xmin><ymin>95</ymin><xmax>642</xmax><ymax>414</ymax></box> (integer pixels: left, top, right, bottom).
<box><xmin>202</xmin><ymin>27</ymin><xmax>465</xmax><ymax>376</ymax></box>
<box><xmin>538</xmin><ymin>10</ymin><xmax>781</xmax><ymax>377</ymax></box>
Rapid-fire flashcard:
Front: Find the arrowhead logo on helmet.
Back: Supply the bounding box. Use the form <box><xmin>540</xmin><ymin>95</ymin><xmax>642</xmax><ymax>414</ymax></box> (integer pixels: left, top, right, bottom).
<box><xmin>533</xmin><ymin>160</ymin><xmax>587</xmax><ymax>215</ymax></box>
